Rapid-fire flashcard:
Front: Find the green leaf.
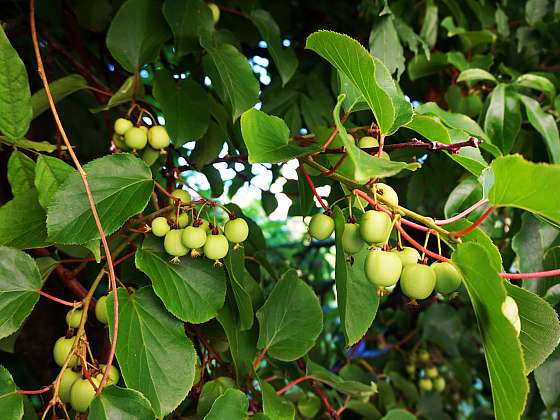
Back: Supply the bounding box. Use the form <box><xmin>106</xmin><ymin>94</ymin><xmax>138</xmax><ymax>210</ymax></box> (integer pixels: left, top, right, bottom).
<box><xmin>93</xmin><ymin>76</ymin><xmax>144</xmax><ymax>112</ymax></box>
<box><xmin>241</xmin><ymin>109</ymin><xmax>320</xmax><ymax>164</ymax></box>
<box><xmin>416</xmin><ymin>102</ymin><xmax>487</xmax><ymax>141</ymax></box>
<box><xmin>200</xmin><ymin>35</ymin><xmax>259</xmax><ymax>121</ymax></box>
<box><xmin>407</xmin><ymin>52</ymin><xmax>448</xmax><ymax>81</ymax></box>
<box><xmin>0</xmin><ymin>189</ymin><xmax>50</xmax><ymax>249</ymax></box>
<box><xmin>514</xmin><ymin>74</ymin><xmax>556</xmax><ymax>101</ymax></box>
<box><xmin>331</xmin><ymin>95</ymin><xmax>419</xmax><ymax>183</ymax></box>
<box><xmin>250</xmin><ymin>10</ymin><xmax>298</xmax><ymax>86</ymax></box>
<box><xmin>0</xmin><ymin>26</ymin><xmax>32</xmax><ymax>139</ymax></box>
<box><xmin>135</xmin><ymin>236</ymin><xmax>226</xmax><ymax>324</ymax></box>
<box><xmin>457</xmin><ymin>68</ymin><xmax>497</xmax><ymax>84</ymax></box>
<box><xmin>381</xmin><ymin>409</ymin><xmax>417</xmax><ymax>420</ymax></box>
<box><xmin>108</xmin><ymin>287</ymin><xmax>196</xmax><ymax>418</ymax></box>
<box><xmin>333</xmin><ymin>207</ymin><xmax>379</xmax><ymax>346</ymax></box>
<box><xmin>47</xmin><ymin>153</ymin><xmax>154</xmax><ymax>244</ymax></box>
<box><xmin>34</xmin><ymin>155</ymin><xmax>74</xmax><ymax>210</ymax></box>
<box><xmin>535</xmin><ymin>345</ymin><xmax>560</xmax><ymax>408</ymax></box>
<box><xmin>0</xmin><ymin>365</ymin><xmax>23</xmax><ymax>419</ymax></box>
<box><xmin>260</xmin><ymin>380</ymin><xmax>295</xmax><ymax>420</ymax></box>
<box><xmin>444</xmin><ymin>177</ymin><xmax>483</xmax><ymax>220</ymax></box>
<box><xmin>223</xmin><ymin>246</ymin><xmax>254</xmax><ymax>331</ymax></box>
<box><xmin>369</xmin><ymin>16</ymin><xmax>405</xmax><ymax>78</ymax></box>
<box><xmin>203</xmin><ymin>388</ymin><xmax>248</xmax><ymax>420</ymax></box>
<box><xmin>256</xmin><ymin>270</ymin><xmax>323</xmax><ymax>361</ymax></box>
<box><xmin>525</xmin><ymin>0</ymin><xmax>548</xmax><ymax>26</ymax></box>
<box><xmin>162</xmin><ymin>0</ymin><xmax>215</xmax><ymax>56</ymax></box>
<box><xmin>7</xmin><ymin>151</ymin><xmax>35</xmax><ymax>195</ymax></box>
<box><xmin>517</xmin><ymin>94</ymin><xmax>560</xmax><ymax>163</ymax></box>
<box><xmin>0</xmin><ymin>247</ymin><xmax>43</xmax><ymax>340</ymax></box>
<box><xmin>306</xmin><ymin>360</ymin><xmax>377</xmax><ymax>399</ymax></box>
<box><xmin>305</xmin><ymin>31</ymin><xmax>396</xmax><ymax>134</ymax></box>
<box><xmin>419</xmin><ymin>1</ymin><xmax>438</xmax><ymax>48</ymax></box>
<box><xmin>197</xmin><ymin>378</ymin><xmax>235</xmax><ymax>417</ymax></box>
<box><xmin>261</xmin><ymin>191</ymin><xmax>278</xmax><ymax>216</ymax></box>
<box><xmin>405</xmin><ymin>114</ymin><xmax>451</xmax><ymax>143</ymax></box>
<box><xmin>31</xmin><ymin>74</ymin><xmax>87</xmax><ymax>118</ymax></box>
<box><xmin>152</xmin><ymin>70</ymin><xmax>210</xmax><ymax>145</ymax></box>
<box><xmin>190</xmin><ymin>121</ymin><xmax>225</xmax><ymax>167</ymax></box>
<box><xmin>89</xmin><ymin>385</ymin><xmax>155</xmax><ymax>420</ymax></box>
<box><xmin>505</xmin><ymin>283</ymin><xmax>560</xmax><ymax>373</ymax></box>
<box><xmin>512</xmin><ymin>213</ymin><xmax>559</xmax><ymax>295</ymax></box>
<box><xmin>488</xmin><ymin>155</ymin><xmax>560</xmax><ymax>224</ymax></box>
<box><xmin>452</xmin><ymin>243</ymin><xmax>528</xmax><ymax>420</ymax></box>
<box><xmin>0</xmin><ymin>137</ymin><xmax>59</xmax><ymax>153</ymax></box>
<box><xmin>106</xmin><ymin>0</ymin><xmax>171</xmax><ymax>72</ymax></box>
<box><xmin>484</xmin><ymin>84</ymin><xmax>521</xmax><ymax>154</ymax></box>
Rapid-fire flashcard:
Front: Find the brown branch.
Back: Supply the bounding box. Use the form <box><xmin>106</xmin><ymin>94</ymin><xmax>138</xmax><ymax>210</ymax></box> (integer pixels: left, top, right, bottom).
<box><xmin>325</xmin><ymin>137</ymin><xmax>481</xmax><ymax>154</ymax></box>
<box><xmin>30</xmin><ymin>0</ymin><xmax>118</xmax><ymax>395</ymax></box>
<box><xmin>35</xmin><ymin>248</ymin><xmax>89</xmax><ymax>299</ymax></box>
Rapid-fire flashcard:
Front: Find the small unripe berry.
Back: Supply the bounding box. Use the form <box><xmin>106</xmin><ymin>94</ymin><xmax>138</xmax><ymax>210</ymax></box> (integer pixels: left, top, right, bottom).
<box><xmin>171</xmin><ymin>189</ymin><xmax>191</xmax><ymax>205</ymax></box>
<box><xmin>419</xmin><ymin>379</ymin><xmax>433</xmax><ymax>392</ymax></box>
<box><xmin>66</xmin><ymin>309</ymin><xmax>83</xmax><ymax>328</ymax></box>
<box><xmin>182</xmin><ymin>226</ymin><xmax>207</xmax><ymax>249</ymax></box>
<box><xmin>176</xmin><ymin>212</ymin><xmax>190</xmax><ymax>228</ymax></box>
<box><xmin>358</xmin><ymin>136</ymin><xmax>379</xmax><ymax>149</ymax></box>
<box><xmin>70</xmin><ymin>377</ymin><xmax>100</xmax><ymax>412</ymax></box>
<box><xmin>114</xmin><ymin>118</ymin><xmax>133</xmax><ymax>135</ymax></box>
<box><xmin>426</xmin><ymin>367</ymin><xmax>438</xmax><ymax>379</ymax></box>
<box><xmin>59</xmin><ymin>368</ymin><xmax>80</xmax><ymax>402</ymax></box>
<box><xmin>124</xmin><ymin>127</ymin><xmax>148</xmax><ymax>150</ymax></box>
<box><xmin>204</xmin><ymin>234</ymin><xmax>229</xmax><ymax>260</ymax></box>
<box><xmin>95</xmin><ymin>295</ymin><xmax>109</xmax><ymax>324</ymax></box>
<box><xmin>364</xmin><ymin>249</ymin><xmax>402</xmax><ymax>287</ymax></box>
<box><xmin>419</xmin><ymin>350</ymin><xmax>430</xmax><ymax>362</ymax></box>
<box><xmin>224</xmin><ymin>218</ymin><xmax>249</xmax><ymax>244</ymax></box>
<box><xmin>98</xmin><ymin>364</ymin><xmax>120</xmax><ymax>384</ymax></box>
<box><xmin>208</xmin><ymin>3</ymin><xmax>220</xmax><ymax>23</ymax></box>
<box><xmin>148</xmin><ymin>126</ymin><xmax>171</xmax><ymax>149</ymax></box>
<box><xmin>434</xmin><ymin>377</ymin><xmax>446</xmax><ymax>392</ymax></box>
<box><xmin>342</xmin><ymin>223</ymin><xmax>364</xmax><ymax>255</ymax></box>
<box><xmin>53</xmin><ymin>336</ymin><xmax>79</xmax><ymax>368</ymax></box>
<box><xmin>151</xmin><ymin>217</ymin><xmax>170</xmax><ymax>237</ymax></box>
<box><xmin>432</xmin><ymin>262</ymin><xmax>463</xmax><ymax>294</ymax></box>
<box><xmin>392</xmin><ymin>247</ymin><xmax>420</xmax><ymax>266</ymax></box>
<box><xmin>164</xmin><ymin>229</ymin><xmax>189</xmax><ymax>257</ymax></box>
<box><xmin>359</xmin><ymin>210</ymin><xmax>392</xmax><ymax>244</ymax></box>
<box><xmin>400</xmin><ymin>264</ymin><xmax>436</xmax><ymax>300</ymax></box>
<box><xmin>372</xmin><ymin>183</ymin><xmax>399</xmax><ymax>207</ymax></box>
<box><xmin>309</xmin><ymin>213</ymin><xmax>335</xmax><ymax>240</ymax></box>
<box><xmin>501</xmin><ymin>296</ymin><xmax>521</xmax><ymax>336</ymax></box>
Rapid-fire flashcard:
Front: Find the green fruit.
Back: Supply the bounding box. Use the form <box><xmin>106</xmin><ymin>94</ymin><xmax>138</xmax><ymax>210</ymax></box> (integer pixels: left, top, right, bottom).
<box><xmin>372</xmin><ymin>183</ymin><xmax>399</xmax><ymax>207</ymax></box>
<box><xmin>434</xmin><ymin>377</ymin><xmax>446</xmax><ymax>392</ymax></box>
<box><xmin>309</xmin><ymin>213</ymin><xmax>335</xmax><ymax>240</ymax></box>
<box><xmin>164</xmin><ymin>229</ymin><xmax>189</xmax><ymax>257</ymax></box>
<box><xmin>204</xmin><ymin>234</ymin><xmax>229</xmax><ymax>260</ymax></box>
<box><xmin>346</xmin><ymin>133</ymin><xmax>355</xmax><ymax>142</ymax></box>
<box><xmin>66</xmin><ymin>309</ymin><xmax>83</xmax><ymax>328</ymax></box>
<box><xmin>380</xmin><ymin>151</ymin><xmax>390</xmax><ymax>160</ymax></box>
<box><xmin>364</xmin><ymin>249</ymin><xmax>402</xmax><ymax>287</ymax></box>
<box><xmin>98</xmin><ymin>364</ymin><xmax>120</xmax><ymax>384</ymax></box>
<box><xmin>208</xmin><ymin>3</ymin><xmax>220</xmax><ymax>23</ymax></box>
<box><xmin>171</xmin><ymin>189</ymin><xmax>191</xmax><ymax>205</ymax></box>
<box><xmin>406</xmin><ymin>364</ymin><xmax>416</xmax><ymax>376</ymax></box>
<box><xmin>59</xmin><ymin>368</ymin><xmax>80</xmax><ymax>403</ymax></box>
<box><xmin>342</xmin><ymin>223</ymin><xmax>364</xmax><ymax>255</ymax></box>
<box><xmin>53</xmin><ymin>336</ymin><xmax>79</xmax><ymax>368</ymax></box>
<box><xmin>501</xmin><ymin>296</ymin><xmax>518</xmax><ymax>322</ymax></box>
<box><xmin>147</xmin><ymin>126</ymin><xmax>170</xmax><ymax>149</ymax></box>
<box><xmin>151</xmin><ymin>216</ymin><xmax>170</xmax><ymax>237</ymax></box>
<box><xmin>114</xmin><ymin>118</ymin><xmax>133</xmax><ymax>135</ymax></box>
<box><xmin>358</xmin><ymin>136</ymin><xmax>379</xmax><ymax>148</ymax></box>
<box><xmin>196</xmin><ymin>219</ymin><xmax>211</xmax><ymax>233</ymax></box>
<box><xmin>224</xmin><ymin>218</ymin><xmax>249</xmax><ymax>243</ymax></box>
<box><xmin>426</xmin><ymin>367</ymin><xmax>438</xmax><ymax>379</ymax></box>
<box><xmin>419</xmin><ymin>378</ymin><xmax>433</xmax><ymax>392</ymax></box>
<box><xmin>70</xmin><ymin>377</ymin><xmax>100</xmax><ymax>412</ymax></box>
<box><xmin>392</xmin><ymin>247</ymin><xmax>420</xmax><ymax>266</ymax></box>
<box><xmin>419</xmin><ymin>351</ymin><xmax>430</xmax><ymax>362</ymax></box>
<box><xmin>182</xmin><ymin>226</ymin><xmax>207</xmax><ymax>249</ymax></box>
<box><xmin>95</xmin><ymin>295</ymin><xmax>109</xmax><ymax>324</ymax></box>
<box><xmin>359</xmin><ymin>210</ymin><xmax>392</xmax><ymax>244</ymax></box>
<box><xmin>112</xmin><ymin>133</ymin><xmax>129</xmax><ymax>151</ymax></box>
<box><xmin>124</xmin><ymin>127</ymin><xmax>148</xmax><ymax>150</ymax></box>
<box><xmin>432</xmin><ymin>262</ymin><xmax>463</xmax><ymax>294</ymax></box>
<box><xmin>176</xmin><ymin>212</ymin><xmax>190</xmax><ymax>228</ymax></box>
<box><xmin>400</xmin><ymin>264</ymin><xmax>436</xmax><ymax>300</ymax></box>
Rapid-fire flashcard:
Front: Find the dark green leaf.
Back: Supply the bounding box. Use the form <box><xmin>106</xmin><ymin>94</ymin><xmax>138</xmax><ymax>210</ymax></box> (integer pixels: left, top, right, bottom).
<box><xmin>256</xmin><ymin>270</ymin><xmax>323</xmax><ymax>361</ymax></box>
<box><xmin>261</xmin><ymin>191</ymin><xmax>278</xmax><ymax>216</ymax></box>
<box><xmin>93</xmin><ymin>76</ymin><xmax>144</xmax><ymax>112</ymax></box>
<box><xmin>260</xmin><ymin>380</ymin><xmax>295</xmax><ymax>420</ymax></box>
<box><xmin>419</xmin><ymin>1</ymin><xmax>438</xmax><ymax>48</ymax></box>
<box><xmin>0</xmin><ymin>26</ymin><xmax>32</xmax><ymax>139</ymax></box>
<box><xmin>534</xmin><ymin>345</ymin><xmax>560</xmax><ymax>408</ymax></box>
<box><xmin>0</xmin><ymin>137</ymin><xmax>59</xmax><ymax>153</ymax></box>
<box><xmin>31</xmin><ymin>74</ymin><xmax>87</xmax><ymax>118</ymax></box>
<box><xmin>514</xmin><ymin>74</ymin><xmax>556</xmax><ymax>101</ymax></box>
<box><xmin>241</xmin><ymin>109</ymin><xmax>320</xmax><ymax>164</ymax></box>
<box><xmin>197</xmin><ymin>377</ymin><xmax>236</xmax><ymax>417</ymax></box>
<box><xmin>452</xmin><ymin>243</ymin><xmax>528</xmax><ymax>420</ymax></box>
<box><xmin>135</xmin><ymin>236</ymin><xmax>226</xmax><ymax>323</ymax></box>
<box><xmin>34</xmin><ymin>155</ymin><xmax>74</xmax><ymax>209</ymax></box>
<box><xmin>223</xmin><ymin>246</ymin><xmax>254</xmax><ymax>330</ymax></box>
<box><xmin>407</xmin><ymin>52</ymin><xmax>448</xmax><ymax>81</ymax></box>
<box><xmin>457</xmin><ymin>68</ymin><xmax>497</xmax><ymax>84</ymax></box>
<box><xmin>484</xmin><ymin>84</ymin><xmax>521</xmax><ymax>154</ymax></box>
<box><xmin>0</xmin><ymin>247</ymin><xmax>43</xmax><ymax>340</ymax></box>
<box><xmin>190</xmin><ymin>121</ymin><xmax>225</xmax><ymax>167</ymax></box>
<box><xmin>203</xmin><ymin>388</ymin><xmax>248</xmax><ymax>420</ymax></box>
<box><xmin>444</xmin><ymin>177</ymin><xmax>483</xmax><ymax>220</ymax></box>
<box><xmin>106</xmin><ymin>0</ymin><xmax>171</xmax><ymax>72</ymax></box>
<box><xmin>108</xmin><ymin>287</ymin><xmax>196</xmax><ymax>418</ymax></box>
<box><xmin>333</xmin><ymin>207</ymin><xmax>379</xmax><ymax>346</ymax></box>
<box><xmin>250</xmin><ymin>10</ymin><xmax>298</xmax><ymax>86</ymax></box>
<box><xmin>90</xmin><ymin>385</ymin><xmax>155</xmax><ymax>420</ymax></box>
<box><xmin>0</xmin><ymin>365</ymin><xmax>23</xmax><ymax>419</ymax></box>
<box><xmin>47</xmin><ymin>153</ymin><xmax>154</xmax><ymax>244</ymax></box>
<box><xmin>381</xmin><ymin>408</ymin><xmax>416</xmax><ymax>419</ymax></box>
<box><xmin>525</xmin><ymin>0</ymin><xmax>548</xmax><ymax>26</ymax></box>
<box><xmin>7</xmin><ymin>151</ymin><xmax>35</xmax><ymax>195</ymax></box>
<box><xmin>369</xmin><ymin>16</ymin><xmax>405</xmax><ymax>77</ymax></box>
<box><xmin>153</xmin><ymin>70</ymin><xmax>210</xmax><ymax>145</ymax></box>
<box><xmin>306</xmin><ymin>360</ymin><xmax>377</xmax><ymax>398</ymax></box>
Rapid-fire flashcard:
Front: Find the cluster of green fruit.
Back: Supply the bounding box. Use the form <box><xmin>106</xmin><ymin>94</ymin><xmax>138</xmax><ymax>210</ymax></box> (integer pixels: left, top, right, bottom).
<box><xmin>112</xmin><ymin>117</ymin><xmax>171</xmax><ymax>153</ymax></box>
<box><xmin>407</xmin><ymin>351</ymin><xmax>447</xmax><ymax>393</ymax></box>
<box><xmin>51</xmin><ymin>297</ymin><xmax>118</xmax><ymax>412</ymax></box>
<box><xmin>151</xmin><ymin>189</ymin><xmax>249</xmax><ymax>263</ymax></box>
<box><xmin>308</xmin><ymin>185</ymin><xmax>463</xmax><ymax>300</ymax></box>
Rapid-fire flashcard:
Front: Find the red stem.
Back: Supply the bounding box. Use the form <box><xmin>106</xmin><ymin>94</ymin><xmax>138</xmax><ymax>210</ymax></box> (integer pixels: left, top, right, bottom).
<box><xmin>113</xmin><ymin>250</ymin><xmax>136</xmax><ymax>267</ymax></box>
<box><xmin>37</xmin><ymin>290</ymin><xmax>78</xmax><ymax>307</ymax></box>
<box><xmin>322</xmin><ymin>127</ymin><xmax>339</xmax><ymax>150</ymax></box>
<box><xmin>276</xmin><ymin>375</ymin><xmax>313</xmax><ymax>395</ymax></box>
<box><xmin>500</xmin><ymin>269</ymin><xmax>560</xmax><ymax>279</ymax></box>
<box><xmin>452</xmin><ymin>207</ymin><xmax>496</xmax><ymax>237</ymax></box>
<box><xmin>253</xmin><ymin>347</ymin><xmax>268</xmax><ymax>369</ymax></box>
<box><xmin>16</xmin><ymin>386</ymin><xmax>51</xmax><ymax>395</ymax></box>
<box><xmin>435</xmin><ymin>198</ymin><xmax>489</xmax><ymax>225</ymax></box>
<box><xmin>395</xmin><ymin>223</ymin><xmax>450</xmax><ymax>262</ymax></box>
<box><xmin>377</xmin><ymin>134</ymin><xmax>385</xmax><ymax>158</ymax></box>
<box><xmin>299</xmin><ymin>161</ymin><xmax>328</xmax><ymax>211</ymax></box>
